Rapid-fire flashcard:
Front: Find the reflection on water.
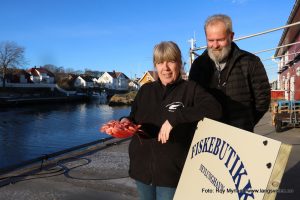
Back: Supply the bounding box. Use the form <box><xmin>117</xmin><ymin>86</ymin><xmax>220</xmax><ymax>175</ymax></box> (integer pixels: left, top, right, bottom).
<box><xmin>0</xmin><ymin>102</ymin><xmax>130</xmax><ymax>170</ymax></box>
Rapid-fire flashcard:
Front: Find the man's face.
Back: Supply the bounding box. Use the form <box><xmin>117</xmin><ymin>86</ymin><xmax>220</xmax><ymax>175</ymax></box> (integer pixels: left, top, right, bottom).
<box><xmin>206</xmin><ymin>21</ymin><xmax>234</xmax><ymax>63</ymax></box>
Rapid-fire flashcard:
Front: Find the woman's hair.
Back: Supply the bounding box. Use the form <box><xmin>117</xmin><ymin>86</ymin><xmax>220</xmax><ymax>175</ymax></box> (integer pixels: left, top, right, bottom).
<box><xmin>153</xmin><ymin>41</ymin><xmax>182</xmax><ymax>66</ymax></box>
<box><xmin>204</xmin><ymin>14</ymin><xmax>233</xmax><ymax>34</ymax></box>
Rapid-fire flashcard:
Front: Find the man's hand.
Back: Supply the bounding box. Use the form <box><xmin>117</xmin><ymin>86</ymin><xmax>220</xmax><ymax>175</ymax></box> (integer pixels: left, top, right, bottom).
<box><xmin>158</xmin><ymin>120</ymin><xmax>173</xmax><ymax>144</ymax></box>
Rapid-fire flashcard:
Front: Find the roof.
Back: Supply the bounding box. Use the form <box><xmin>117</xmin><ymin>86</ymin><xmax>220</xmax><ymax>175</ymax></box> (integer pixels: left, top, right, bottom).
<box><xmin>117</xmin><ymin>72</ymin><xmax>130</xmax><ymax>79</ymax></box>
<box><xmin>138</xmin><ymin>70</ymin><xmax>158</xmax><ymax>83</ymax></box>
<box><xmin>106</xmin><ymin>71</ymin><xmax>129</xmax><ymax>79</ymax></box>
<box><xmin>274</xmin><ymin>0</ymin><xmax>300</xmax><ymax>56</ymax></box>
<box><xmin>27</xmin><ymin>68</ymin><xmax>39</xmax><ymax>76</ymax></box>
<box><xmin>148</xmin><ymin>71</ymin><xmax>158</xmax><ymax>79</ymax></box>
<box><xmin>107</xmin><ymin>71</ymin><xmax>117</xmax><ymax>78</ymax></box>
<box><xmin>79</xmin><ymin>75</ymin><xmax>94</xmax><ymax>82</ymax></box>
<box><xmin>27</xmin><ymin>67</ymin><xmax>55</xmax><ymax>77</ymax></box>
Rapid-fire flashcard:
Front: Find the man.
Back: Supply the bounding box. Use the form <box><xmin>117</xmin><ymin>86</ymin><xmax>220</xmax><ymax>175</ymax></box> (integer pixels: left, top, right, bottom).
<box><xmin>189</xmin><ymin>14</ymin><xmax>270</xmax><ymax>132</ymax></box>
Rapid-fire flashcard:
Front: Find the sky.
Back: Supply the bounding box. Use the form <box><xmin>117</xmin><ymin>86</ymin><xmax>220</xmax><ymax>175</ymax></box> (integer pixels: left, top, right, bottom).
<box><xmin>0</xmin><ymin>0</ymin><xmax>296</xmax><ymax>81</ymax></box>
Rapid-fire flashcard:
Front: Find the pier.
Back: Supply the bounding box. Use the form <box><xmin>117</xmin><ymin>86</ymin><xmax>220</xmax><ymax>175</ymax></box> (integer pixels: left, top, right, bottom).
<box><xmin>0</xmin><ymin>112</ymin><xmax>299</xmax><ymax>200</ymax></box>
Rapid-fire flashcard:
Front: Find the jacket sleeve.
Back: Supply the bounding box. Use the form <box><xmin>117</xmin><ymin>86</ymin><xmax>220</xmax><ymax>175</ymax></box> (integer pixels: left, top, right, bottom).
<box><xmin>120</xmin><ymin>86</ymin><xmax>143</xmax><ymax>123</ymax></box>
<box><xmin>249</xmin><ymin>58</ymin><xmax>271</xmax><ymax>124</ymax></box>
<box><xmin>127</xmin><ymin>89</ymin><xmax>141</xmax><ymax>123</ymax></box>
<box><xmin>167</xmin><ymin>83</ymin><xmax>222</xmax><ymax>127</ymax></box>
<box><xmin>189</xmin><ymin>58</ymin><xmax>200</xmax><ymax>82</ymax></box>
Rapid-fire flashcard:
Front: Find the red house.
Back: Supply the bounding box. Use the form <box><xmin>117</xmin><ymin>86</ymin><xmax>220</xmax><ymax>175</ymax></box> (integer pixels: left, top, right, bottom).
<box><xmin>274</xmin><ymin>0</ymin><xmax>300</xmax><ymax>100</ymax></box>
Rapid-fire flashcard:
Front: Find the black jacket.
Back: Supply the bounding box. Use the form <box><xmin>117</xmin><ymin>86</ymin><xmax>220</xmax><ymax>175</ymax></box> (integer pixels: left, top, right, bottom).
<box><xmin>189</xmin><ymin>42</ymin><xmax>271</xmax><ymax>131</ymax></box>
<box><xmin>128</xmin><ymin>79</ymin><xmax>221</xmax><ymax>187</ymax></box>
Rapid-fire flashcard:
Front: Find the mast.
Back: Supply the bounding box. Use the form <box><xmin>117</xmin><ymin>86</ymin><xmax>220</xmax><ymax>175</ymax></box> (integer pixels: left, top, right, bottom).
<box><xmin>188</xmin><ymin>32</ymin><xmax>197</xmax><ymax>73</ymax></box>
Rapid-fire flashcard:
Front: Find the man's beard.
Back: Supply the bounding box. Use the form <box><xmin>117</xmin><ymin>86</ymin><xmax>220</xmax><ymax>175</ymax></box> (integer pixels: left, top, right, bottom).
<box><xmin>208</xmin><ymin>42</ymin><xmax>231</xmax><ymax>63</ymax></box>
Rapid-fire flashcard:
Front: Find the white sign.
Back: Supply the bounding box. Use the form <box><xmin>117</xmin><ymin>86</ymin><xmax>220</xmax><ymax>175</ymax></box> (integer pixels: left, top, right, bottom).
<box><xmin>174</xmin><ymin>118</ymin><xmax>289</xmax><ymax>200</ymax></box>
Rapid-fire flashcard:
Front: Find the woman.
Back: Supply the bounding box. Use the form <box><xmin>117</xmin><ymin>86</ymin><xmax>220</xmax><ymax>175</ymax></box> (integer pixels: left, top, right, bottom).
<box><xmin>123</xmin><ymin>41</ymin><xmax>222</xmax><ymax>200</ymax></box>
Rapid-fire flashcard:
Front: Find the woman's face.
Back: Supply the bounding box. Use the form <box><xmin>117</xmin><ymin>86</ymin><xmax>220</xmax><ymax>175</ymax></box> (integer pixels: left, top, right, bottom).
<box><xmin>155</xmin><ymin>60</ymin><xmax>180</xmax><ymax>86</ymax></box>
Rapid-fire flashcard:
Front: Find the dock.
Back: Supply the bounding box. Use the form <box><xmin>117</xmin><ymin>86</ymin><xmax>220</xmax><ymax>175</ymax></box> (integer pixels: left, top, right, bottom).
<box><xmin>0</xmin><ymin>112</ymin><xmax>299</xmax><ymax>200</ymax></box>
<box><xmin>0</xmin><ymin>138</ymin><xmax>138</xmax><ymax>200</ymax></box>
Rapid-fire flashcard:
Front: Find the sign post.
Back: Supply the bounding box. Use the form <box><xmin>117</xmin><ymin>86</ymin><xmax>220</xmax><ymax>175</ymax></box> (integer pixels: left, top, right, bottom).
<box><xmin>174</xmin><ymin>118</ymin><xmax>292</xmax><ymax>200</ymax></box>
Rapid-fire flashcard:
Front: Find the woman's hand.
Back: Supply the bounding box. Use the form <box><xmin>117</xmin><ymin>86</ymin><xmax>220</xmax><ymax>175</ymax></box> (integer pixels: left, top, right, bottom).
<box><xmin>158</xmin><ymin>120</ymin><xmax>173</xmax><ymax>144</ymax></box>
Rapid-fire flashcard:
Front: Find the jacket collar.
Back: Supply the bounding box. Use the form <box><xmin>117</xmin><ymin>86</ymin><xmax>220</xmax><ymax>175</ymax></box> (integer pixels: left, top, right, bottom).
<box><xmin>202</xmin><ymin>42</ymin><xmax>247</xmax><ymax>82</ymax></box>
<box><xmin>156</xmin><ymin>75</ymin><xmax>183</xmax><ymax>88</ymax></box>
<box><xmin>155</xmin><ymin>76</ymin><xmax>184</xmax><ymax>99</ymax></box>
<box><xmin>223</xmin><ymin>42</ymin><xmax>247</xmax><ymax>82</ymax></box>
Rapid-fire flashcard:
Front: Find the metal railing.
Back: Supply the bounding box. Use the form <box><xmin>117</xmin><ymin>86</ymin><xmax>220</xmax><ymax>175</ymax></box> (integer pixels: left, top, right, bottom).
<box><xmin>190</xmin><ymin>21</ymin><xmax>300</xmax><ymax>53</ymax></box>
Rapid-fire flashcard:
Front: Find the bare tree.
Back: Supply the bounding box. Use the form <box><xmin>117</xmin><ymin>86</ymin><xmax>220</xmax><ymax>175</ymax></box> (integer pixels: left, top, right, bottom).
<box><xmin>0</xmin><ymin>41</ymin><xmax>26</xmax><ymax>87</ymax></box>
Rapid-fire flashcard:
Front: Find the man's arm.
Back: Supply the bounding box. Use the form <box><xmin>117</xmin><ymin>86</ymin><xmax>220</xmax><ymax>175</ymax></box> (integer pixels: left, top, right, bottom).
<box><xmin>249</xmin><ymin>58</ymin><xmax>271</xmax><ymax>124</ymax></box>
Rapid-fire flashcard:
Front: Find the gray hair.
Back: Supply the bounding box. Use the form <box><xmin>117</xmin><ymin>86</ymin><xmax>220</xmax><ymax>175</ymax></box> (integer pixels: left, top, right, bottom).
<box><xmin>153</xmin><ymin>41</ymin><xmax>182</xmax><ymax>66</ymax></box>
<box><xmin>204</xmin><ymin>14</ymin><xmax>233</xmax><ymax>34</ymax></box>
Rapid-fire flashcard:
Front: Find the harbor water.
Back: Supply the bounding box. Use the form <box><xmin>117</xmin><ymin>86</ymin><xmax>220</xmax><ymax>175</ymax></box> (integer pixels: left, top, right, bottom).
<box><xmin>0</xmin><ymin>102</ymin><xmax>130</xmax><ymax>171</ymax></box>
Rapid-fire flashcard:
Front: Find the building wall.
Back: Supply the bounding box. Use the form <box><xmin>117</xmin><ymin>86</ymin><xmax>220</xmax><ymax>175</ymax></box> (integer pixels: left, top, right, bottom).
<box><xmin>98</xmin><ymin>72</ymin><xmax>129</xmax><ymax>90</ymax></box>
<box><xmin>116</xmin><ymin>74</ymin><xmax>129</xmax><ymax>90</ymax></box>
<box><xmin>295</xmin><ymin>71</ymin><xmax>300</xmax><ymax>100</ymax></box>
<box><xmin>139</xmin><ymin>72</ymin><xmax>155</xmax><ymax>86</ymax></box>
<box><xmin>74</xmin><ymin>77</ymin><xmax>85</xmax><ymax>87</ymax></box>
<box><xmin>98</xmin><ymin>72</ymin><xmax>114</xmax><ymax>89</ymax></box>
<box><xmin>278</xmin><ymin>55</ymin><xmax>300</xmax><ymax>100</ymax></box>
<box><xmin>277</xmin><ymin>29</ymin><xmax>300</xmax><ymax>100</ymax></box>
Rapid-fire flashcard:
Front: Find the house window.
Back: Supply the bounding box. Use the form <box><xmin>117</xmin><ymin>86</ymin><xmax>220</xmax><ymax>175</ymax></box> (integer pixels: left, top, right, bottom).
<box><xmin>297</xmin><ymin>67</ymin><xmax>300</xmax><ymax>77</ymax></box>
<box><xmin>284</xmin><ymin>52</ymin><xmax>289</xmax><ymax>65</ymax></box>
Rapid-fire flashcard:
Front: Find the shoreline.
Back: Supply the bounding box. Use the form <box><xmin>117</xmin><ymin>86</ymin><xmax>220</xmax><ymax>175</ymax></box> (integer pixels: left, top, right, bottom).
<box><xmin>0</xmin><ymin>95</ymin><xmax>91</xmax><ymax>106</ymax></box>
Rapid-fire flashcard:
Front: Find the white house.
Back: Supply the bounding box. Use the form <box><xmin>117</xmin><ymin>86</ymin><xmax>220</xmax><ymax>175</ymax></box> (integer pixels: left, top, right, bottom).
<box><xmin>128</xmin><ymin>79</ymin><xmax>140</xmax><ymax>90</ymax></box>
<box><xmin>27</xmin><ymin>67</ymin><xmax>55</xmax><ymax>84</ymax></box>
<box><xmin>73</xmin><ymin>75</ymin><xmax>94</xmax><ymax>88</ymax></box>
<box><xmin>97</xmin><ymin>71</ymin><xmax>129</xmax><ymax>90</ymax></box>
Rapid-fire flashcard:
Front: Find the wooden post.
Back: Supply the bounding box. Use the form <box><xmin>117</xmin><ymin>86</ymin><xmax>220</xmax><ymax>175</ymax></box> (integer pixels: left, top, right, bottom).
<box><xmin>263</xmin><ymin>144</ymin><xmax>292</xmax><ymax>200</ymax></box>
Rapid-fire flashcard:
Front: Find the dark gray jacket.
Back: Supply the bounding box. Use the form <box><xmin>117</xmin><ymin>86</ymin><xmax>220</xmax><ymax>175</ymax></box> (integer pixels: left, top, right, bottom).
<box><xmin>189</xmin><ymin>42</ymin><xmax>270</xmax><ymax>131</ymax></box>
<box><xmin>128</xmin><ymin>79</ymin><xmax>221</xmax><ymax>187</ymax></box>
